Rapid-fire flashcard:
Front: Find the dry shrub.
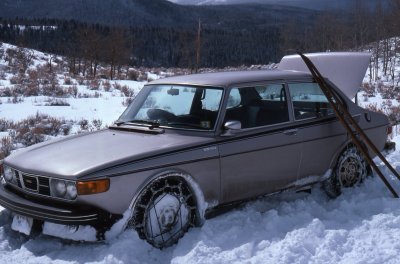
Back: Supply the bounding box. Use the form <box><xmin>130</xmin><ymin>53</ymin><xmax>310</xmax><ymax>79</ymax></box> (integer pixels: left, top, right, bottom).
<box><xmin>0</xmin><ymin>71</ymin><xmax>6</xmax><ymax>80</ymax></box>
<box><xmin>113</xmin><ymin>82</ymin><xmax>122</xmax><ymax>90</ymax></box>
<box><xmin>364</xmin><ymin>103</ymin><xmax>383</xmax><ymax>113</ymax></box>
<box><xmin>64</xmin><ymin>76</ymin><xmax>73</xmax><ymax>85</ymax></box>
<box><xmin>92</xmin><ymin>119</ymin><xmax>103</xmax><ymax>130</ymax></box>
<box><xmin>137</xmin><ymin>73</ymin><xmax>147</xmax><ymax>82</ymax></box>
<box><xmin>0</xmin><ymin>87</ymin><xmax>13</xmax><ymax>97</ymax></box>
<box><xmin>0</xmin><ymin>136</ymin><xmax>13</xmax><ymax>158</ymax></box>
<box><xmin>44</xmin><ymin>98</ymin><xmax>70</xmax><ymax>106</ymax></box>
<box><xmin>120</xmin><ymin>85</ymin><xmax>134</xmax><ymax>97</ymax></box>
<box><xmin>9</xmin><ymin>75</ymin><xmax>21</xmax><ymax>85</ymax></box>
<box><xmin>386</xmin><ymin>106</ymin><xmax>400</xmax><ymax>125</ymax></box>
<box><xmin>76</xmin><ymin>76</ymin><xmax>85</xmax><ymax>85</ymax></box>
<box><xmin>12</xmin><ymin>114</ymin><xmax>71</xmax><ymax>146</ymax></box>
<box><xmin>102</xmin><ymin>80</ymin><xmax>111</xmax><ymax>92</ymax></box>
<box><xmin>67</xmin><ymin>85</ymin><xmax>78</xmax><ymax>98</ymax></box>
<box><xmin>0</xmin><ymin>119</ymin><xmax>12</xmax><ymax>132</ymax></box>
<box><xmin>127</xmin><ymin>69</ymin><xmax>139</xmax><ymax>81</ymax></box>
<box><xmin>79</xmin><ymin>119</ymin><xmax>89</xmax><ymax>130</ymax></box>
<box><xmin>362</xmin><ymin>83</ymin><xmax>375</xmax><ymax>97</ymax></box>
<box><xmin>122</xmin><ymin>97</ymin><xmax>133</xmax><ymax>107</ymax></box>
<box><xmin>378</xmin><ymin>83</ymin><xmax>397</xmax><ymax>100</ymax></box>
<box><xmin>89</xmin><ymin>79</ymin><xmax>100</xmax><ymax>90</ymax></box>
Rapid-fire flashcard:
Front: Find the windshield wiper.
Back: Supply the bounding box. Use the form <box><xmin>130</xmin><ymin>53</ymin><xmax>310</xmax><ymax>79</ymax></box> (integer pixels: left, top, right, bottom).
<box><xmin>115</xmin><ymin>119</ymin><xmax>160</xmax><ymax>129</ymax></box>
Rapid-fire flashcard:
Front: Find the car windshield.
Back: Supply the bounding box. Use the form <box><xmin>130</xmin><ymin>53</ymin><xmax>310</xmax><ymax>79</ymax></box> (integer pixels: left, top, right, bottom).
<box><xmin>118</xmin><ymin>85</ymin><xmax>224</xmax><ymax>130</ymax></box>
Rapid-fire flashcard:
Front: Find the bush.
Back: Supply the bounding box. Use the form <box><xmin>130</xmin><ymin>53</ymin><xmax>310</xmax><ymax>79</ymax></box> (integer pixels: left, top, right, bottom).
<box><xmin>67</xmin><ymin>85</ymin><xmax>78</xmax><ymax>98</ymax></box>
<box><xmin>122</xmin><ymin>97</ymin><xmax>133</xmax><ymax>107</ymax></box>
<box><xmin>44</xmin><ymin>98</ymin><xmax>70</xmax><ymax>106</ymax></box>
<box><xmin>0</xmin><ymin>137</ymin><xmax>13</xmax><ymax>159</ymax></box>
<box><xmin>79</xmin><ymin>119</ymin><xmax>89</xmax><ymax>130</ymax></box>
<box><xmin>127</xmin><ymin>69</ymin><xmax>140</xmax><ymax>81</ymax></box>
<box><xmin>113</xmin><ymin>82</ymin><xmax>122</xmax><ymax>91</ymax></box>
<box><xmin>64</xmin><ymin>76</ymin><xmax>73</xmax><ymax>85</ymax></box>
<box><xmin>89</xmin><ymin>79</ymin><xmax>100</xmax><ymax>90</ymax></box>
<box><xmin>92</xmin><ymin>119</ymin><xmax>103</xmax><ymax>130</ymax></box>
<box><xmin>120</xmin><ymin>85</ymin><xmax>134</xmax><ymax>97</ymax></box>
<box><xmin>362</xmin><ymin>83</ymin><xmax>375</xmax><ymax>97</ymax></box>
<box><xmin>102</xmin><ymin>80</ymin><xmax>111</xmax><ymax>92</ymax></box>
<box><xmin>378</xmin><ymin>84</ymin><xmax>397</xmax><ymax>100</ymax></box>
<box><xmin>12</xmin><ymin>114</ymin><xmax>71</xmax><ymax>147</ymax></box>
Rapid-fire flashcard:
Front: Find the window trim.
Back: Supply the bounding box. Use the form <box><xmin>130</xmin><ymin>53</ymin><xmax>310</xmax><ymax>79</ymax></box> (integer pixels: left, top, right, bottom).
<box><xmin>220</xmin><ymin>83</ymin><xmax>291</xmax><ymax>131</ymax></box>
<box><xmin>286</xmin><ymin>81</ymin><xmax>339</xmax><ymax>122</ymax></box>
<box><xmin>118</xmin><ymin>84</ymin><xmax>226</xmax><ymax>133</ymax></box>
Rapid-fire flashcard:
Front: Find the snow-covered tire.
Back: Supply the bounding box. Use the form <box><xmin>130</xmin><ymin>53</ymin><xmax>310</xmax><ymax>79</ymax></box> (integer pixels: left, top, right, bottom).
<box><xmin>323</xmin><ymin>145</ymin><xmax>368</xmax><ymax>198</ymax></box>
<box><xmin>129</xmin><ymin>176</ymin><xmax>197</xmax><ymax>248</ymax></box>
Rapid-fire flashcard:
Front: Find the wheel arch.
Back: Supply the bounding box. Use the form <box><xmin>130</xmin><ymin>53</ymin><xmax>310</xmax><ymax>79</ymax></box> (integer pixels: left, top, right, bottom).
<box><xmin>128</xmin><ymin>169</ymin><xmax>207</xmax><ymax>226</ymax></box>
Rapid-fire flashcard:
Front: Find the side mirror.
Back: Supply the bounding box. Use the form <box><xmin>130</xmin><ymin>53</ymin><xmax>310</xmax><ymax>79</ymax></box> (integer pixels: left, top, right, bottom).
<box><xmin>222</xmin><ymin>120</ymin><xmax>241</xmax><ymax>136</ymax></box>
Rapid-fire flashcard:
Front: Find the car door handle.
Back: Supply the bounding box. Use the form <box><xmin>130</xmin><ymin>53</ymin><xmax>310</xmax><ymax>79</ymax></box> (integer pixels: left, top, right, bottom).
<box><xmin>283</xmin><ymin>129</ymin><xmax>298</xmax><ymax>136</ymax></box>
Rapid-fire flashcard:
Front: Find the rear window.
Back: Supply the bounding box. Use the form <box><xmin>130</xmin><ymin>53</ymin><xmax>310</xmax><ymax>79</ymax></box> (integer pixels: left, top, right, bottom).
<box><xmin>288</xmin><ymin>82</ymin><xmax>334</xmax><ymax>120</ymax></box>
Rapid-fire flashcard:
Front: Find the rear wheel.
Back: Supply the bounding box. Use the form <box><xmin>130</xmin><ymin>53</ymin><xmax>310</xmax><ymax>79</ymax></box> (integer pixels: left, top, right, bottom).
<box><xmin>129</xmin><ymin>176</ymin><xmax>197</xmax><ymax>248</ymax></box>
<box><xmin>323</xmin><ymin>146</ymin><xmax>368</xmax><ymax>198</ymax></box>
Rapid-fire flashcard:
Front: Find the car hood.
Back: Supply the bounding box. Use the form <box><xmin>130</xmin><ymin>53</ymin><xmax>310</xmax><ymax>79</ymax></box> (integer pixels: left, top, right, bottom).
<box><xmin>5</xmin><ymin>128</ymin><xmax>214</xmax><ymax>178</ymax></box>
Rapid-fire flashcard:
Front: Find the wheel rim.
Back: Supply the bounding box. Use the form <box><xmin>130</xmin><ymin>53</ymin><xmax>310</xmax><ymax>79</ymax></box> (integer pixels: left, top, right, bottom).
<box><xmin>338</xmin><ymin>155</ymin><xmax>363</xmax><ymax>187</ymax></box>
<box><xmin>144</xmin><ymin>193</ymin><xmax>190</xmax><ymax>248</ymax></box>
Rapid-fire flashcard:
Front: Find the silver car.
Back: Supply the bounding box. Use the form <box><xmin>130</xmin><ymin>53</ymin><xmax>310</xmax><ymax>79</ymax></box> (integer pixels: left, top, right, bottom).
<box><xmin>0</xmin><ymin>53</ymin><xmax>390</xmax><ymax>248</ymax></box>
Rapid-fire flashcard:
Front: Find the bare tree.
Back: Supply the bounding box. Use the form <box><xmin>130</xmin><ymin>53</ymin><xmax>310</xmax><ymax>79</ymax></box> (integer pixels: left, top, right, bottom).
<box><xmin>195</xmin><ymin>19</ymin><xmax>201</xmax><ymax>73</ymax></box>
<box><xmin>105</xmin><ymin>28</ymin><xmax>129</xmax><ymax>79</ymax></box>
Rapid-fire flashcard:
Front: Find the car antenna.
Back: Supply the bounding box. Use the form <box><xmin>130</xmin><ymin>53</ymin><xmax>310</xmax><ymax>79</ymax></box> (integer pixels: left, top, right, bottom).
<box><xmin>297</xmin><ymin>51</ymin><xmax>400</xmax><ymax>198</ymax></box>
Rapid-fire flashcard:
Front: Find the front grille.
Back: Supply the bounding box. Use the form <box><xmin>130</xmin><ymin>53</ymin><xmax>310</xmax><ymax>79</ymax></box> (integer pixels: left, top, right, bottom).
<box><xmin>9</xmin><ymin>170</ymin><xmax>51</xmax><ymax>197</ymax></box>
<box><xmin>22</xmin><ymin>175</ymin><xmax>38</xmax><ymax>191</ymax></box>
<box><xmin>38</xmin><ymin>177</ymin><xmax>51</xmax><ymax>196</ymax></box>
<box><xmin>15</xmin><ymin>171</ymin><xmax>22</xmax><ymax>188</ymax></box>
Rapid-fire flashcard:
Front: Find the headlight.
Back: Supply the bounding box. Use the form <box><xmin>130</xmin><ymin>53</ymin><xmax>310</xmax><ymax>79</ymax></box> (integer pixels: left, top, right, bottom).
<box><xmin>66</xmin><ymin>182</ymin><xmax>77</xmax><ymax>200</ymax></box>
<box><xmin>50</xmin><ymin>179</ymin><xmax>76</xmax><ymax>200</ymax></box>
<box><xmin>3</xmin><ymin>165</ymin><xmax>14</xmax><ymax>182</ymax></box>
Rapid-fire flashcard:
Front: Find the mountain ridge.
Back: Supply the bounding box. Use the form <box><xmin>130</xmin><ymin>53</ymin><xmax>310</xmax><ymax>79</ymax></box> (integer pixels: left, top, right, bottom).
<box><xmin>168</xmin><ymin>0</ymin><xmax>391</xmax><ymax>11</ymax></box>
<box><xmin>0</xmin><ymin>0</ymin><xmax>317</xmax><ymax>29</ymax></box>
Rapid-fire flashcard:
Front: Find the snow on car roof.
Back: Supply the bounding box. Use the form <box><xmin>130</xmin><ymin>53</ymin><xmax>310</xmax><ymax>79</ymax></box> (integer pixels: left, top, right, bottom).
<box><xmin>148</xmin><ymin>69</ymin><xmax>311</xmax><ymax>87</ymax></box>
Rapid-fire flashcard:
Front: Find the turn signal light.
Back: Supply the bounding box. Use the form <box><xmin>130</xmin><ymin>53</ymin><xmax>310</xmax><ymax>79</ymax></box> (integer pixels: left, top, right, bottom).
<box><xmin>77</xmin><ymin>179</ymin><xmax>110</xmax><ymax>195</ymax></box>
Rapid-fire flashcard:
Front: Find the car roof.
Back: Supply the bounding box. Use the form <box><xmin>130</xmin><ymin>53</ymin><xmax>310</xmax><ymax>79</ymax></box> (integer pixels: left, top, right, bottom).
<box><xmin>148</xmin><ymin>69</ymin><xmax>312</xmax><ymax>87</ymax></box>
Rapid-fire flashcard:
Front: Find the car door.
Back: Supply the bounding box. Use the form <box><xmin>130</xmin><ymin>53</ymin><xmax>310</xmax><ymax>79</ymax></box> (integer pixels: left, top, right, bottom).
<box><xmin>287</xmin><ymin>82</ymin><xmax>347</xmax><ymax>180</ymax></box>
<box><xmin>218</xmin><ymin>84</ymin><xmax>303</xmax><ymax>203</ymax></box>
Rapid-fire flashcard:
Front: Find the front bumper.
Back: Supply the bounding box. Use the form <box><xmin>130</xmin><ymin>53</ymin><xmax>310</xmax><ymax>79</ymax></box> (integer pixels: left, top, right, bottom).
<box><xmin>0</xmin><ymin>183</ymin><xmax>121</xmax><ymax>229</ymax></box>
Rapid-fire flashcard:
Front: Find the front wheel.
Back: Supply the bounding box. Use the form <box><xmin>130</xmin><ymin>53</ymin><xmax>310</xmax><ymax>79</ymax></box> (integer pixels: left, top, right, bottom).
<box><xmin>129</xmin><ymin>176</ymin><xmax>198</xmax><ymax>248</ymax></box>
<box><xmin>323</xmin><ymin>146</ymin><xmax>368</xmax><ymax>198</ymax></box>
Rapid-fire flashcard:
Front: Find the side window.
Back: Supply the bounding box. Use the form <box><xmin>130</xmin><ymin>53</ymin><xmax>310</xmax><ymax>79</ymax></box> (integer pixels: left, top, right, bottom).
<box><xmin>288</xmin><ymin>83</ymin><xmax>334</xmax><ymax>120</ymax></box>
<box><xmin>201</xmin><ymin>89</ymin><xmax>223</xmax><ymax>111</ymax></box>
<box><xmin>224</xmin><ymin>84</ymin><xmax>289</xmax><ymax>128</ymax></box>
<box><xmin>226</xmin><ymin>88</ymin><xmax>241</xmax><ymax>108</ymax></box>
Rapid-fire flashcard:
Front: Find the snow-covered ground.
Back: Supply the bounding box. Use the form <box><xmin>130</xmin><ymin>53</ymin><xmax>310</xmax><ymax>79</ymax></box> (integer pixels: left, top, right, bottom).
<box><xmin>2</xmin><ymin>41</ymin><xmax>400</xmax><ymax>263</ymax></box>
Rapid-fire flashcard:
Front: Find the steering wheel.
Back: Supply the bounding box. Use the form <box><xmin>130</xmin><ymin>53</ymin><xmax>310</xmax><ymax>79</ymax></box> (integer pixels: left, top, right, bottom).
<box><xmin>147</xmin><ymin>109</ymin><xmax>176</xmax><ymax>122</ymax></box>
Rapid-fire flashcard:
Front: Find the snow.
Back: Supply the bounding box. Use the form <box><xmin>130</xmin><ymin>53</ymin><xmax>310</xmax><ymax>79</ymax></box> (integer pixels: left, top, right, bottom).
<box><xmin>11</xmin><ymin>214</ymin><xmax>33</xmax><ymax>236</ymax></box>
<box><xmin>42</xmin><ymin>222</ymin><xmax>97</xmax><ymax>242</ymax></box>
<box><xmin>0</xmin><ymin>96</ymin><xmax>127</xmax><ymax>126</ymax></box>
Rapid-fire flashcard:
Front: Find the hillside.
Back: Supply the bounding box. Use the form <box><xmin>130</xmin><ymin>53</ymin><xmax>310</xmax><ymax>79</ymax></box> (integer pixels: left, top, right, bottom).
<box><xmin>0</xmin><ymin>0</ymin><xmax>316</xmax><ymax>29</ymax></box>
